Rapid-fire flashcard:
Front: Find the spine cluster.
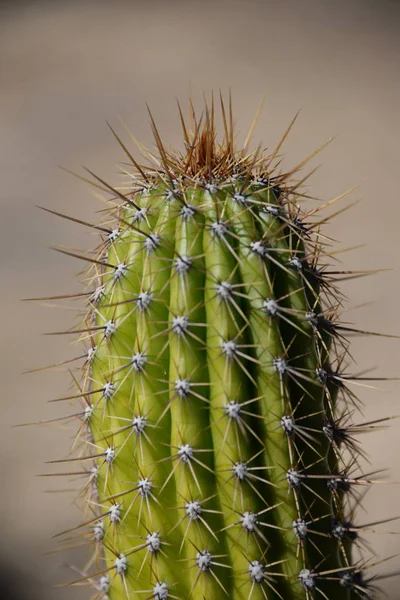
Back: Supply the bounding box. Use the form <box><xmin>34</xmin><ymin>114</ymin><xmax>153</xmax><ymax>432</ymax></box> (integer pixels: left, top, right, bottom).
<box><xmin>31</xmin><ymin>98</ymin><xmax>396</xmax><ymax>600</ymax></box>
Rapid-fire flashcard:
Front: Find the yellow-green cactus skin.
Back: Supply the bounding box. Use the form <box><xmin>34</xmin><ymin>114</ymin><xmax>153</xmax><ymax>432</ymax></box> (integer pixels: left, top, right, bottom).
<box><xmin>33</xmin><ymin>96</ymin><xmax>396</xmax><ymax>600</ymax></box>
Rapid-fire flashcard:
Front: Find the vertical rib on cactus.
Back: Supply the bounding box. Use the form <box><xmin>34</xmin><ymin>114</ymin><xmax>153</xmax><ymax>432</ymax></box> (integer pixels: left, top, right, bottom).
<box><xmin>33</xmin><ymin>94</ymin><xmax>398</xmax><ymax>600</ymax></box>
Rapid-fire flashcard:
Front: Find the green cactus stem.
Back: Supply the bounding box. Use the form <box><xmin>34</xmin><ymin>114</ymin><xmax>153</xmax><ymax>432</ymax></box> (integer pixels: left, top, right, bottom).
<box><xmin>32</xmin><ymin>95</ymin><xmax>397</xmax><ymax>600</ymax></box>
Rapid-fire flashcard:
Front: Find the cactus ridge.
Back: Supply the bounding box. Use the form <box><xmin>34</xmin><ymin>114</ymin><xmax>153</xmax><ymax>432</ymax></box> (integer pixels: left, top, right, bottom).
<box><xmin>30</xmin><ymin>95</ymin><xmax>398</xmax><ymax>600</ymax></box>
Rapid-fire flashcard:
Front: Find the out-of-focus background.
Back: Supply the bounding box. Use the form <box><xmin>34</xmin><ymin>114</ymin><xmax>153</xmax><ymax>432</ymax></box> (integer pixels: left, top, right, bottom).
<box><xmin>1</xmin><ymin>0</ymin><xmax>399</xmax><ymax>598</ymax></box>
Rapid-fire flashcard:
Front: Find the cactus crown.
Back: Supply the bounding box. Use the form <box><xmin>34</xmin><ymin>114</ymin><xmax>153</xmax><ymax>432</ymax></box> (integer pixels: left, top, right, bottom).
<box><xmin>34</xmin><ymin>95</ymin><xmax>396</xmax><ymax>600</ymax></box>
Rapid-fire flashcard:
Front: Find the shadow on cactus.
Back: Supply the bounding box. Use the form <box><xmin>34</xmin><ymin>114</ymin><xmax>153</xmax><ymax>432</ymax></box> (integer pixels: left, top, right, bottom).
<box><xmin>27</xmin><ymin>94</ymin><xmax>399</xmax><ymax>599</ymax></box>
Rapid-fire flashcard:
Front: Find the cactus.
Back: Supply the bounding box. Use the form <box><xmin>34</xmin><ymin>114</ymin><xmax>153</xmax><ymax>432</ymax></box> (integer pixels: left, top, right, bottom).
<box><xmin>29</xmin><ymin>95</ymin><xmax>397</xmax><ymax>599</ymax></box>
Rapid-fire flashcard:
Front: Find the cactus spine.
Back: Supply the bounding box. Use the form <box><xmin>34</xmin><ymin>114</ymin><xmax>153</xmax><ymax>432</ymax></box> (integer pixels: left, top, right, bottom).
<box><xmin>34</xmin><ymin>96</ymin><xmax>396</xmax><ymax>599</ymax></box>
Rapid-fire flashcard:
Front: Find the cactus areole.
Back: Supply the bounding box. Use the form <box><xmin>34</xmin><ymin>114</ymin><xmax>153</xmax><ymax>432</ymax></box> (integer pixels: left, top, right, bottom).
<box><xmin>36</xmin><ymin>96</ymin><xmax>395</xmax><ymax>599</ymax></box>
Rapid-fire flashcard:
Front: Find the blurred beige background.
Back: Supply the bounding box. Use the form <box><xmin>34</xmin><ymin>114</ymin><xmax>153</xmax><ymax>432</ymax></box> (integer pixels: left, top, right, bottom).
<box><xmin>1</xmin><ymin>0</ymin><xmax>399</xmax><ymax>598</ymax></box>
